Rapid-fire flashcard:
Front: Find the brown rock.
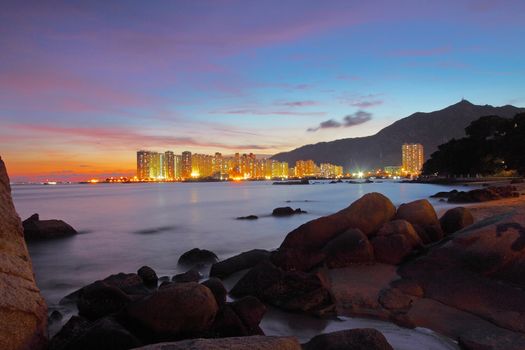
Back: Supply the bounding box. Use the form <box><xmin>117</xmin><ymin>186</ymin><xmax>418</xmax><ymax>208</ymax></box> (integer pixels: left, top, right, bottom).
<box><xmin>0</xmin><ymin>157</ymin><xmax>48</xmax><ymax>350</ymax></box>
<box><xmin>322</xmin><ymin>228</ymin><xmax>374</xmax><ymax>268</ymax></box>
<box><xmin>389</xmin><ymin>279</ymin><xmax>424</xmax><ymax>297</ymax></box>
<box><xmin>137</xmin><ymin>266</ymin><xmax>158</xmax><ymax>288</ymax></box>
<box><xmin>230</xmin><ymin>296</ymin><xmax>267</xmax><ymax>331</ymax></box>
<box><xmin>172</xmin><ymin>269</ymin><xmax>201</xmax><ymax>283</ymax></box>
<box><xmin>440</xmin><ymin>207</ymin><xmax>474</xmax><ymax>234</ymax></box>
<box><xmin>125</xmin><ymin>282</ymin><xmax>218</xmax><ymax>338</ymax></box>
<box><xmin>201</xmin><ymin>278</ymin><xmax>227</xmax><ymax>307</ymax></box>
<box><xmin>376</xmin><ymin>220</ymin><xmax>422</xmax><ymax>248</ymax></box>
<box><xmin>178</xmin><ymin>248</ymin><xmax>218</xmax><ymax>266</ymax></box>
<box><xmin>303</xmin><ymin>328</ymin><xmax>394</xmax><ymax>350</ymax></box>
<box><xmin>371</xmin><ymin>234</ymin><xmax>414</xmax><ymax>265</ymax></box>
<box><xmin>132</xmin><ymin>335</ymin><xmax>302</xmax><ymax>350</ymax></box>
<box><xmin>274</xmin><ymin>193</ymin><xmax>395</xmax><ymax>271</ymax></box>
<box><xmin>210</xmin><ymin>249</ymin><xmax>270</xmax><ymax>279</ymax></box>
<box><xmin>378</xmin><ymin>288</ymin><xmax>414</xmax><ymax>311</ymax></box>
<box><xmin>22</xmin><ymin>213</ymin><xmax>77</xmax><ymax>240</ymax></box>
<box><xmin>395</xmin><ymin>199</ymin><xmax>438</xmax><ymax>228</ymax></box>
<box><xmin>77</xmin><ymin>281</ymin><xmax>131</xmax><ymax>320</ymax></box>
<box><xmin>230</xmin><ymin>261</ymin><xmax>332</xmax><ymax>314</ymax></box>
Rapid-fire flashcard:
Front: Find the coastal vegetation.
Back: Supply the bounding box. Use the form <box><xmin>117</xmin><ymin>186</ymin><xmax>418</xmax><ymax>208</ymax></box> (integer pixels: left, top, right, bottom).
<box><xmin>423</xmin><ymin>113</ymin><xmax>525</xmax><ymax>176</ymax></box>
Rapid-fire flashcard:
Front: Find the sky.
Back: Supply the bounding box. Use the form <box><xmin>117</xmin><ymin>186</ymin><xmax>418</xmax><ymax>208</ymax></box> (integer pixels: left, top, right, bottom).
<box><xmin>1</xmin><ymin>0</ymin><xmax>524</xmax><ymax>181</ymax></box>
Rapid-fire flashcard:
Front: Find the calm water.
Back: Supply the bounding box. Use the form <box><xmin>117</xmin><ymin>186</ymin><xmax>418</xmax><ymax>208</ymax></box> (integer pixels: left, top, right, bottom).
<box><xmin>13</xmin><ymin>180</ymin><xmax>465</xmax><ymax>349</ymax></box>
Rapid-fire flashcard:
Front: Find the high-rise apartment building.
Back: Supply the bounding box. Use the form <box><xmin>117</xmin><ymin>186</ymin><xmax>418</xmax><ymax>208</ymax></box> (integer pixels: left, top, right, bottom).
<box><xmin>181</xmin><ymin>151</ymin><xmax>192</xmax><ymax>179</ymax></box>
<box><xmin>174</xmin><ymin>155</ymin><xmax>182</xmax><ymax>179</ymax></box>
<box><xmin>402</xmin><ymin>143</ymin><xmax>424</xmax><ymax>175</ymax></box>
<box><xmin>137</xmin><ymin>150</ymin><xmax>152</xmax><ymax>180</ymax></box>
<box><xmin>164</xmin><ymin>151</ymin><xmax>175</xmax><ymax>180</ymax></box>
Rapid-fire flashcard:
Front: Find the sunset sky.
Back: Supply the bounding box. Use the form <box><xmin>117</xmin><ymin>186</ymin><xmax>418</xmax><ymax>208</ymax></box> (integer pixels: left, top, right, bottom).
<box><xmin>1</xmin><ymin>0</ymin><xmax>524</xmax><ymax>181</ymax></box>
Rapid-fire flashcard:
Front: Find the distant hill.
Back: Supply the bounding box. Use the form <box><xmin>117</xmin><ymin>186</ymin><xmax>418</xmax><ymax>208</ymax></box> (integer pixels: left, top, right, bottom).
<box><xmin>271</xmin><ymin>100</ymin><xmax>525</xmax><ymax>170</ymax></box>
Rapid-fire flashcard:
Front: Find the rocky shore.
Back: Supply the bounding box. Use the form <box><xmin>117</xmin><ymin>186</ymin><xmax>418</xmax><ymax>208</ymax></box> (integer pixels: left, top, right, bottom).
<box><xmin>2</xmin><ymin>154</ymin><xmax>525</xmax><ymax>350</ymax></box>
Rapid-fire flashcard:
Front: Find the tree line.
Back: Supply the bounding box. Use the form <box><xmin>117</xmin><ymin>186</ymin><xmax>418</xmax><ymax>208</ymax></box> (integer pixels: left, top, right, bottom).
<box><xmin>423</xmin><ymin>112</ymin><xmax>525</xmax><ymax>176</ymax></box>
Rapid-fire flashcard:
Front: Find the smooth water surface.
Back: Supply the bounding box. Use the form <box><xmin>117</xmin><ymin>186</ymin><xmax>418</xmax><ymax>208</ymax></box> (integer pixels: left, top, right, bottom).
<box><xmin>13</xmin><ymin>180</ymin><xmax>465</xmax><ymax>349</ymax></box>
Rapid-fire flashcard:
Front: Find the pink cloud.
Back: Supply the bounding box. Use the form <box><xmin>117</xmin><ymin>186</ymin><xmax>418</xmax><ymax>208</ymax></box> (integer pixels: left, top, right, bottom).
<box><xmin>210</xmin><ymin>109</ymin><xmax>326</xmax><ymax>117</ymax></box>
<box><xmin>275</xmin><ymin>100</ymin><xmax>318</xmax><ymax>107</ymax></box>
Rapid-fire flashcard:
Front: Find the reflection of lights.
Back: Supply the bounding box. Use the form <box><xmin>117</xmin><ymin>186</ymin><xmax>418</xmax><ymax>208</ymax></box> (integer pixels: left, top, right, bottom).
<box><xmin>88</xmin><ymin>179</ymin><xmax>99</xmax><ymax>184</ymax></box>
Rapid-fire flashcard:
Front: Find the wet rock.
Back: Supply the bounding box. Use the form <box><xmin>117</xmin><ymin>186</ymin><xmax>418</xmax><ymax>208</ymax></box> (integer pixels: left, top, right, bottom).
<box><xmin>440</xmin><ymin>207</ymin><xmax>474</xmax><ymax>234</ymax></box>
<box><xmin>230</xmin><ymin>296</ymin><xmax>267</xmax><ymax>332</ymax></box>
<box><xmin>50</xmin><ymin>316</ymin><xmax>141</xmax><ymax>350</ymax></box>
<box><xmin>430</xmin><ymin>189</ymin><xmax>458</xmax><ymax>198</ymax></box>
<box><xmin>201</xmin><ymin>278</ymin><xmax>227</xmax><ymax>307</ymax></box>
<box><xmin>210</xmin><ymin>249</ymin><xmax>270</xmax><ymax>279</ymax></box>
<box><xmin>303</xmin><ymin>328</ymin><xmax>394</xmax><ymax>350</ymax></box>
<box><xmin>49</xmin><ymin>316</ymin><xmax>90</xmax><ymax>350</ymax></box>
<box><xmin>0</xmin><ymin>157</ymin><xmax>48</xmax><ymax>350</ymax></box>
<box><xmin>172</xmin><ymin>269</ymin><xmax>201</xmax><ymax>283</ymax></box>
<box><xmin>230</xmin><ymin>261</ymin><xmax>332</xmax><ymax>314</ymax></box>
<box><xmin>210</xmin><ymin>305</ymin><xmax>250</xmax><ymax>337</ymax></box>
<box><xmin>271</xmin><ymin>207</ymin><xmax>306</xmax><ymax>216</ymax></box>
<box><xmin>61</xmin><ymin>273</ymin><xmax>151</xmax><ymax>306</ymax></box>
<box><xmin>395</xmin><ymin>199</ymin><xmax>439</xmax><ymax>228</ymax></box>
<box><xmin>132</xmin><ymin>335</ymin><xmax>302</xmax><ymax>350</ymax></box>
<box><xmin>77</xmin><ymin>281</ymin><xmax>131</xmax><ymax>320</ymax></box>
<box><xmin>22</xmin><ymin>213</ymin><xmax>77</xmax><ymax>240</ymax></box>
<box><xmin>178</xmin><ymin>248</ymin><xmax>218</xmax><ymax>266</ymax></box>
<box><xmin>273</xmin><ymin>193</ymin><xmax>395</xmax><ymax>271</ymax></box>
<box><xmin>448</xmin><ymin>186</ymin><xmax>519</xmax><ymax>203</ymax></box>
<box><xmin>125</xmin><ymin>282</ymin><xmax>218</xmax><ymax>339</ymax></box>
<box><xmin>137</xmin><ymin>266</ymin><xmax>158</xmax><ymax>288</ymax></box>
<box><xmin>236</xmin><ymin>215</ymin><xmax>258</xmax><ymax>220</ymax></box>
<box><xmin>322</xmin><ymin>228</ymin><xmax>374</xmax><ymax>268</ymax></box>
<box><xmin>49</xmin><ymin>310</ymin><xmax>63</xmax><ymax>323</ymax></box>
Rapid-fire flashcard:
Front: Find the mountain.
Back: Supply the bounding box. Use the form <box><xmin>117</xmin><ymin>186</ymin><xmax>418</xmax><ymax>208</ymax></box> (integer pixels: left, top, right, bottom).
<box><xmin>271</xmin><ymin>100</ymin><xmax>525</xmax><ymax>170</ymax></box>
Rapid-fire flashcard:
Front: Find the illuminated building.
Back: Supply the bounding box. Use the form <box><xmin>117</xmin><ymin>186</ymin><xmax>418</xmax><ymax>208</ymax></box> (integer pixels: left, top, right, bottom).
<box><xmin>164</xmin><ymin>151</ymin><xmax>175</xmax><ymax>180</ymax></box>
<box><xmin>174</xmin><ymin>155</ymin><xmax>182</xmax><ymax>179</ymax></box>
<box><xmin>295</xmin><ymin>160</ymin><xmax>317</xmax><ymax>177</ymax></box>
<box><xmin>402</xmin><ymin>143</ymin><xmax>424</xmax><ymax>175</ymax></box>
<box><xmin>137</xmin><ymin>150</ymin><xmax>165</xmax><ymax>180</ymax></box>
<box><xmin>137</xmin><ymin>150</ymin><xmax>152</xmax><ymax>180</ymax></box>
<box><xmin>213</xmin><ymin>152</ymin><xmax>223</xmax><ymax>177</ymax></box>
<box><xmin>181</xmin><ymin>151</ymin><xmax>192</xmax><ymax>179</ymax></box>
<box><xmin>384</xmin><ymin>165</ymin><xmax>402</xmax><ymax>176</ymax></box>
<box><xmin>191</xmin><ymin>153</ymin><xmax>213</xmax><ymax>178</ymax></box>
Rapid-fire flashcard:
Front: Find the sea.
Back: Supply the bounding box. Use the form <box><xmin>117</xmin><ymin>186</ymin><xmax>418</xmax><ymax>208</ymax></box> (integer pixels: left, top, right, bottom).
<box><xmin>12</xmin><ymin>180</ymin><xmax>468</xmax><ymax>349</ymax></box>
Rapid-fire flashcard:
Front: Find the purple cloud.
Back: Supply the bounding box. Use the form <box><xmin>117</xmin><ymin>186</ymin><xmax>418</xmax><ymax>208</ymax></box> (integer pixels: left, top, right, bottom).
<box><xmin>276</xmin><ymin>100</ymin><xmax>318</xmax><ymax>107</ymax></box>
<box><xmin>307</xmin><ymin>111</ymin><xmax>372</xmax><ymax>132</ymax></box>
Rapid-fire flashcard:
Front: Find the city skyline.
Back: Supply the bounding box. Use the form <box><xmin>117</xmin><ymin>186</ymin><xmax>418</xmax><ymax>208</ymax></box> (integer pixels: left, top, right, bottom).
<box><xmin>2</xmin><ymin>1</ymin><xmax>524</xmax><ymax>181</ymax></box>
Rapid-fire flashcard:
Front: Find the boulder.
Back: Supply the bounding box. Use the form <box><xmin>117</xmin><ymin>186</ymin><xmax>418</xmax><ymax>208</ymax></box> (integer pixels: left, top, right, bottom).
<box><xmin>210</xmin><ymin>305</ymin><xmax>251</xmax><ymax>337</ymax></box>
<box><xmin>440</xmin><ymin>207</ymin><xmax>474</xmax><ymax>234</ymax></box>
<box><xmin>132</xmin><ymin>336</ymin><xmax>302</xmax><ymax>350</ymax></box>
<box><xmin>303</xmin><ymin>328</ymin><xmax>394</xmax><ymax>350</ymax></box>
<box><xmin>371</xmin><ymin>234</ymin><xmax>414</xmax><ymax>265</ymax></box>
<box><xmin>61</xmin><ymin>272</ymin><xmax>149</xmax><ymax>305</ymax></box>
<box><xmin>22</xmin><ymin>213</ymin><xmax>77</xmax><ymax>240</ymax></box>
<box><xmin>137</xmin><ymin>266</ymin><xmax>158</xmax><ymax>288</ymax></box>
<box><xmin>125</xmin><ymin>282</ymin><xmax>218</xmax><ymax>338</ymax></box>
<box><xmin>271</xmin><ymin>207</ymin><xmax>306</xmax><ymax>216</ymax></box>
<box><xmin>376</xmin><ymin>220</ymin><xmax>422</xmax><ymax>248</ymax></box>
<box><xmin>274</xmin><ymin>193</ymin><xmax>395</xmax><ymax>271</ymax></box>
<box><xmin>230</xmin><ymin>261</ymin><xmax>332</xmax><ymax>314</ymax></box>
<box><xmin>77</xmin><ymin>281</ymin><xmax>131</xmax><ymax>320</ymax></box>
<box><xmin>210</xmin><ymin>249</ymin><xmax>271</xmax><ymax>278</ymax></box>
<box><xmin>399</xmin><ymin>212</ymin><xmax>525</xmax><ymax>335</ymax></box>
<box><xmin>389</xmin><ymin>278</ymin><xmax>424</xmax><ymax>297</ymax></box>
<box><xmin>50</xmin><ymin>317</ymin><xmax>141</xmax><ymax>350</ymax></box>
<box><xmin>395</xmin><ymin>199</ymin><xmax>439</xmax><ymax>228</ymax></box>
<box><xmin>0</xmin><ymin>157</ymin><xmax>48</xmax><ymax>350</ymax></box>
<box><xmin>201</xmin><ymin>278</ymin><xmax>227</xmax><ymax>307</ymax></box>
<box><xmin>49</xmin><ymin>316</ymin><xmax>90</xmax><ymax>350</ymax></box>
<box><xmin>230</xmin><ymin>296</ymin><xmax>267</xmax><ymax>332</ymax></box>
<box><xmin>172</xmin><ymin>269</ymin><xmax>201</xmax><ymax>283</ymax></box>
<box><xmin>378</xmin><ymin>288</ymin><xmax>414</xmax><ymax>311</ymax></box>
<box><xmin>322</xmin><ymin>229</ymin><xmax>374</xmax><ymax>268</ymax></box>
<box><xmin>178</xmin><ymin>248</ymin><xmax>218</xmax><ymax>266</ymax></box>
